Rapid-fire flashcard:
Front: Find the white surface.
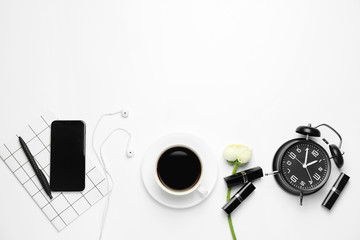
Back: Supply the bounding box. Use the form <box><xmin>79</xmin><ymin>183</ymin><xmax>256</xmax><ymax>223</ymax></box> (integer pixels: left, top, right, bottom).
<box><xmin>141</xmin><ymin>133</ymin><xmax>218</xmax><ymax>208</ymax></box>
<box><xmin>0</xmin><ymin>112</ymin><xmax>108</xmax><ymax>231</ymax></box>
<box><xmin>0</xmin><ymin>1</ymin><xmax>360</xmax><ymax>240</ymax></box>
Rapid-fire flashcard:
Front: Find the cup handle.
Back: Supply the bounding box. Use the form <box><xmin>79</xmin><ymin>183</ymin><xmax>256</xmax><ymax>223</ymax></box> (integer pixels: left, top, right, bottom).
<box><xmin>196</xmin><ymin>185</ymin><xmax>208</xmax><ymax>196</ymax></box>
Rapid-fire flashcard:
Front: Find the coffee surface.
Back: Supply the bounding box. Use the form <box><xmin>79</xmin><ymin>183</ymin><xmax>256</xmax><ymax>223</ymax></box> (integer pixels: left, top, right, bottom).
<box><xmin>157</xmin><ymin>147</ymin><xmax>201</xmax><ymax>191</ymax></box>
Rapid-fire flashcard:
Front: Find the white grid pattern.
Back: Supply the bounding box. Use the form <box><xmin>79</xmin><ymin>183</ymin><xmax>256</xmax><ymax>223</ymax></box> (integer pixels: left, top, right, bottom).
<box><xmin>0</xmin><ymin>112</ymin><xmax>108</xmax><ymax>231</ymax></box>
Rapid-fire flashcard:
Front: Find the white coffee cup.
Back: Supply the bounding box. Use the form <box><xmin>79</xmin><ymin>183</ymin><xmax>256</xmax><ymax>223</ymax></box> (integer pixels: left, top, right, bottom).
<box><xmin>154</xmin><ymin>145</ymin><xmax>208</xmax><ymax>196</ymax></box>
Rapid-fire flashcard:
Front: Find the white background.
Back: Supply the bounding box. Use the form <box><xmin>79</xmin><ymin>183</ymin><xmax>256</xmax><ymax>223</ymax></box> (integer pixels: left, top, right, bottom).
<box><xmin>1</xmin><ymin>0</ymin><xmax>360</xmax><ymax>239</ymax></box>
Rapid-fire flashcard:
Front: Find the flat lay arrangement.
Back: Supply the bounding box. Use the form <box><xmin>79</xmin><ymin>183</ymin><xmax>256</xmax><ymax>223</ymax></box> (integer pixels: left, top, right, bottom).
<box><xmin>0</xmin><ymin>110</ymin><xmax>351</xmax><ymax>240</ymax></box>
<box><xmin>1</xmin><ymin>1</ymin><xmax>360</xmax><ymax>239</ymax></box>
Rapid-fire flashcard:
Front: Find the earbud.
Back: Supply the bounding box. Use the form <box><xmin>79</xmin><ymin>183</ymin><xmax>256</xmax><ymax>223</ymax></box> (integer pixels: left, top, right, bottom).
<box><xmin>126</xmin><ymin>149</ymin><xmax>135</xmax><ymax>158</ymax></box>
<box><xmin>120</xmin><ymin>109</ymin><xmax>129</xmax><ymax>118</ymax></box>
<box><xmin>108</xmin><ymin>109</ymin><xmax>129</xmax><ymax>118</ymax></box>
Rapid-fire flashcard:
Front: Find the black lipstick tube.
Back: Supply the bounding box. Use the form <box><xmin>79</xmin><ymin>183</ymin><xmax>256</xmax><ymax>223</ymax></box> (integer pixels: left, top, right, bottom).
<box><xmin>224</xmin><ymin>166</ymin><xmax>263</xmax><ymax>188</ymax></box>
<box><xmin>222</xmin><ymin>182</ymin><xmax>256</xmax><ymax>215</ymax></box>
<box><xmin>322</xmin><ymin>172</ymin><xmax>350</xmax><ymax>210</ymax></box>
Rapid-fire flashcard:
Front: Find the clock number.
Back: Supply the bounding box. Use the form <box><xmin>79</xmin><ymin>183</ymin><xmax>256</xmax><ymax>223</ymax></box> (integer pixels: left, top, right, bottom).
<box><xmin>296</xmin><ymin>147</ymin><xmax>301</xmax><ymax>153</ymax></box>
<box><xmin>312</xmin><ymin>150</ymin><xmax>319</xmax><ymax>158</ymax></box>
<box><xmin>313</xmin><ymin>173</ymin><xmax>321</xmax><ymax>181</ymax></box>
<box><xmin>286</xmin><ymin>160</ymin><xmax>292</xmax><ymax>166</ymax></box>
<box><xmin>290</xmin><ymin>175</ymin><xmax>298</xmax><ymax>183</ymax></box>
<box><xmin>289</xmin><ymin>152</ymin><xmax>296</xmax><ymax>160</ymax></box>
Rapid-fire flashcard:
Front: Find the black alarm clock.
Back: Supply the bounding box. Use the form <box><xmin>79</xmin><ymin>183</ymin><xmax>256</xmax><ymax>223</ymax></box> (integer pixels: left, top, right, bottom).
<box><xmin>267</xmin><ymin>124</ymin><xmax>344</xmax><ymax>205</ymax></box>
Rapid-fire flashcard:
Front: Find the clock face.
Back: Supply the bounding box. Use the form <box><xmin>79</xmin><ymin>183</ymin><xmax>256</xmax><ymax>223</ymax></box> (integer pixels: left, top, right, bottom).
<box><xmin>273</xmin><ymin>139</ymin><xmax>331</xmax><ymax>196</ymax></box>
<box><xmin>280</xmin><ymin>140</ymin><xmax>330</xmax><ymax>193</ymax></box>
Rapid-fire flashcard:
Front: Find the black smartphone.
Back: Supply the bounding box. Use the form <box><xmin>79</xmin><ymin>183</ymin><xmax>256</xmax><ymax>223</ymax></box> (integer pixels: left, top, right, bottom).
<box><xmin>50</xmin><ymin>120</ymin><xmax>86</xmax><ymax>191</ymax></box>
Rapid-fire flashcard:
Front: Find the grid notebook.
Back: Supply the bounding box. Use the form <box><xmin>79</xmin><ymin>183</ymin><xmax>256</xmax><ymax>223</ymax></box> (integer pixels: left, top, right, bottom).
<box><xmin>0</xmin><ymin>112</ymin><xmax>108</xmax><ymax>231</ymax></box>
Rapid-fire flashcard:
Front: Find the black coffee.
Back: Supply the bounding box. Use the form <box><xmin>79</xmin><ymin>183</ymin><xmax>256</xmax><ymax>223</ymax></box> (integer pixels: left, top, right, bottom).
<box><xmin>157</xmin><ymin>146</ymin><xmax>202</xmax><ymax>191</ymax></box>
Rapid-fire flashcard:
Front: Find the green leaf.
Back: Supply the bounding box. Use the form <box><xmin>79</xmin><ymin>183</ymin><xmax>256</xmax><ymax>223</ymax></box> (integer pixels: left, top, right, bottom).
<box><xmin>226</xmin><ymin>160</ymin><xmax>238</xmax><ymax>165</ymax></box>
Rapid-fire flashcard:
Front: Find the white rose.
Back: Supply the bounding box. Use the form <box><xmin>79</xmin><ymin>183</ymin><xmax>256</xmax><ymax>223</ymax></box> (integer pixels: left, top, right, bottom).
<box><xmin>223</xmin><ymin>144</ymin><xmax>252</xmax><ymax>165</ymax></box>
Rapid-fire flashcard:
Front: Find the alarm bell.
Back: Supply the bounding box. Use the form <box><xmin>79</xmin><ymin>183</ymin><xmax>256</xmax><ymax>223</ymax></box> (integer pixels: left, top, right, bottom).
<box><xmin>295</xmin><ymin>125</ymin><xmax>321</xmax><ymax>137</ymax></box>
<box><xmin>329</xmin><ymin>144</ymin><xmax>344</xmax><ymax>168</ymax></box>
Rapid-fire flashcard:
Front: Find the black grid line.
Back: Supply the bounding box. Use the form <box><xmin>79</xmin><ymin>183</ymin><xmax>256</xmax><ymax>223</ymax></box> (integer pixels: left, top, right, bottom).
<box><xmin>86</xmin><ymin>169</ymin><xmax>105</xmax><ymax>197</ymax></box>
<box><xmin>46</xmin><ymin>194</ymin><xmax>72</xmax><ymax>223</ymax></box>
<box><xmin>48</xmin><ymin>178</ymin><xmax>106</xmax><ymax>222</ymax></box>
<box><xmin>61</xmin><ymin>194</ymin><xmax>80</xmax><ymax>217</ymax></box>
<box><xmin>27</xmin><ymin>127</ymin><xmax>51</xmax><ymax>179</ymax></box>
<box><xmin>24</xmin><ymin>162</ymin><xmax>49</xmax><ymax>187</ymax></box>
<box><xmin>40</xmin><ymin>115</ymin><xmax>50</xmax><ymax>127</ymax></box>
<box><xmin>2</xmin><ymin>126</ymin><xmax>49</xmax><ymax>161</ymax></box>
<box><xmin>4</xmin><ymin>144</ymin><xmax>32</xmax><ymax>182</ymax></box>
<box><xmin>79</xmin><ymin>179</ymin><xmax>94</xmax><ymax>206</ymax></box>
<box><xmin>28</xmin><ymin>125</ymin><xmax>50</xmax><ymax>154</ymax></box>
<box><xmin>86</xmin><ymin>166</ymin><xmax>96</xmax><ymax>174</ymax></box>
<box><xmin>11</xmin><ymin>146</ymin><xmax>49</xmax><ymax>174</ymax></box>
<box><xmin>2</xmin><ymin>144</ymin><xmax>44</xmax><ymax>203</ymax></box>
<box><xmin>39</xmin><ymin>190</ymin><xmax>67</xmax><ymax>226</ymax></box>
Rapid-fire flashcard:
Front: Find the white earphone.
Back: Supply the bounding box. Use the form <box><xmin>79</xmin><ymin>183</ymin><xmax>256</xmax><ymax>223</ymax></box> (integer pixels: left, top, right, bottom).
<box><xmin>108</xmin><ymin>109</ymin><xmax>129</xmax><ymax>119</ymax></box>
<box><xmin>93</xmin><ymin>109</ymin><xmax>134</xmax><ymax>158</ymax></box>
<box><xmin>126</xmin><ymin>149</ymin><xmax>135</xmax><ymax>158</ymax></box>
<box><xmin>121</xmin><ymin>109</ymin><xmax>129</xmax><ymax>118</ymax></box>
<box><xmin>91</xmin><ymin>109</ymin><xmax>134</xmax><ymax>240</ymax></box>
<box><xmin>99</xmin><ymin>127</ymin><xmax>134</xmax><ymax>159</ymax></box>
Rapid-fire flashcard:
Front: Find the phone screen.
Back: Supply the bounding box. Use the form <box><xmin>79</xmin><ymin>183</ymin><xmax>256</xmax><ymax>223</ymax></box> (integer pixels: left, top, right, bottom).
<box><xmin>50</xmin><ymin>120</ymin><xmax>85</xmax><ymax>191</ymax></box>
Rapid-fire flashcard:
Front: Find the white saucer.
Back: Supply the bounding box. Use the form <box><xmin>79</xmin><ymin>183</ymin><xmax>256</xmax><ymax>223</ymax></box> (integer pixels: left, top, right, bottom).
<box><xmin>141</xmin><ymin>133</ymin><xmax>219</xmax><ymax>209</ymax></box>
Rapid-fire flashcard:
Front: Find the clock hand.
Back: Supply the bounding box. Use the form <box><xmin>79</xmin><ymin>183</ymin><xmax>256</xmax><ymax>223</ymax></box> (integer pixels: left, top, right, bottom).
<box><xmin>306</xmin><ymin>160</ymin><xmax>318</xmax><ymax>167</ymax></box>
<box><xmin>305</xmin><ymin>167</ymin><xmax>313</xmax><ymax>184</ymax></box>
<box><xmin>294</xmin><ymin>157</ymin><xmax>304</xmax><ymax>166</ymax></box>
<box><xmin>303</xmin><ymin>147</ymin><xmax>309</xmax><ymax>167</ymax></box>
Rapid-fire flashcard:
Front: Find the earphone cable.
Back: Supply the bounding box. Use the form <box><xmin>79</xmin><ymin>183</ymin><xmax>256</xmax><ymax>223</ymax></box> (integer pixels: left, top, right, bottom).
<box><xmin>92</xmin><ymin>113</ymin><xmax>132</xmax><ymax>240</ymax></box>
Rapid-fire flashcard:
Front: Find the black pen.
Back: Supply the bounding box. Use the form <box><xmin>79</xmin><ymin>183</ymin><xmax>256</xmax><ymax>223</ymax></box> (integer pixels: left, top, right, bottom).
<box><xmin>18</xmin><ymin>136</ymin><xmax>53</xmax><ymax>199</ymax></box>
